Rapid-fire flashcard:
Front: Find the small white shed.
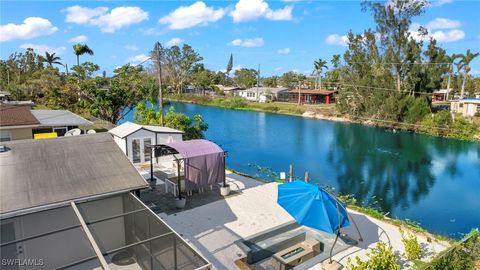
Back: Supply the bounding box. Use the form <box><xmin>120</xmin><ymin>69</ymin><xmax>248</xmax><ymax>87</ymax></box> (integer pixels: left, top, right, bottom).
<box><xmin>109</xmin><ymin>121</ymin><xmax>183</xmax><ymax>164</ymax></box>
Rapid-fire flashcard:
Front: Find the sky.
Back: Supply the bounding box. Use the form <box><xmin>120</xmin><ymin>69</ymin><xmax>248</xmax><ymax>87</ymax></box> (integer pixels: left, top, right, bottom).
<box><xmin>1</xmin><ymin>0</ymin><xmax>479</xmax><ymax>76</ymax></box>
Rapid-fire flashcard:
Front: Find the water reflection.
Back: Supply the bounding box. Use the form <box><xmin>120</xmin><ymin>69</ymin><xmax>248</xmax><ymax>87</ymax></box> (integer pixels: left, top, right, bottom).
<box><xmin>328</xmin><ymin>123</ymin><xmax>478</xmax><ymax>217</ymax></box>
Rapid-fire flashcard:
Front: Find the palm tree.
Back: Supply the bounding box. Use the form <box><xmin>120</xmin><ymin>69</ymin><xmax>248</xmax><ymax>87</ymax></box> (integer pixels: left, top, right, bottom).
<box><xmin>313</xmin><ymin>58</ymin><xmax>328</xmax><ymax>90</ymax></box>
<box><xmin>446</xmin><ymin>54</ymin><xmax>463</xmax><ymax>100</ymax></box>
<box><xmin>459</xmin><ymin>49</ymin><xmax>479</xmax><ymax>99</ymax></box>
<box><xmin>73</xmin><ymin>43</ymin><xmax>94</xmax><ymax>66</ymax></box>
<box><xmin>40</xmin><ymin>52</ymin><xmax>63</xmax><ymax>68</ymax></box>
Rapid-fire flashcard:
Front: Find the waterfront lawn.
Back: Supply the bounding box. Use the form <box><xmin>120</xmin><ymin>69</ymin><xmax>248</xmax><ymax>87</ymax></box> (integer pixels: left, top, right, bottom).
<box><xmin>167</xmin><ymin>94</ymin><xmax>337</xmax><ymax>116</ymax></box>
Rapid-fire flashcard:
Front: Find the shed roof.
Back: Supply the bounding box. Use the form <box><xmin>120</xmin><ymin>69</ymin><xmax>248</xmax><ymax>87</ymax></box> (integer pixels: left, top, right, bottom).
<box><xmin>0</xmin><ymin>105</ymin><xmax>39</xmax><ymax>127</ymax></box>
<box><xmin>30</xmin><ymin>109</ymin><xmax>92</xmax><ymax>127</ymax></box>
<box><xmin>452</xmin><ymin>98</ymin><xmax>480</xmax><ymax>104</ymax></box>
<box><xmin>109</xmin><ymin>121</ymin><xmax>184</xmax><ymax>139</ymax></box>
<box><xmin>0</xmin><ymin>133</ymin><xmax>148</xmax><ymax>216</ymax></box>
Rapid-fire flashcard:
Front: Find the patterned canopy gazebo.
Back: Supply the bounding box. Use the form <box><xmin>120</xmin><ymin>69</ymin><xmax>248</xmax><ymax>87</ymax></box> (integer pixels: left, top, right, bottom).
<box><xmin>152</xmin><ymin>139</ymin><xmax>226</xmax><ymax>199</ymax></box>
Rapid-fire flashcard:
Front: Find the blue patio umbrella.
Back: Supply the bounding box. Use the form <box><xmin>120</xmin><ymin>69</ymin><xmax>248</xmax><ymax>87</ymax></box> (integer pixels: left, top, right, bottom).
<box><xmin>277</xmin><ymin>180</ymin><xmax>362</xmax><ymax>262</ymax></box>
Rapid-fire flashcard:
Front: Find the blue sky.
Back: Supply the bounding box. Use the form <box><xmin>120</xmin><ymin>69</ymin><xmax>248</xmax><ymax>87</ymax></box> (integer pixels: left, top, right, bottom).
<box><xmin>1</xmin><ymin>0</ymin><xmax>479</xmax><ymax>76</ymax></box>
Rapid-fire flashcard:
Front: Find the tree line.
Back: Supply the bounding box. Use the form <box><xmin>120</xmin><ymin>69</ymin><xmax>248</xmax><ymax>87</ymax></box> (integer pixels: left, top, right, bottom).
<box><xmin>0</xmin><ymin>0</ymin><xmax>478</xmax><ymax>138</ymax></box>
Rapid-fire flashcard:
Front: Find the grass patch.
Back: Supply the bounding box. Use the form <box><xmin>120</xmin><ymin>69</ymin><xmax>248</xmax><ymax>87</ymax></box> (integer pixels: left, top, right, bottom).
<box><xmin>167</xmin><ymin>94</ymin><xmax>338</xmax><ymax>117</ymax></box>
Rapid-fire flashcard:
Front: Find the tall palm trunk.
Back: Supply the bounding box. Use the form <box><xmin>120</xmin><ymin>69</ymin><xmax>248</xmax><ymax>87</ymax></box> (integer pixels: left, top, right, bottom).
<box><xmin>460</xmin><ymin>72</ymin><xmax>467</xmax><ymax>99</ymax></box>
<box><xmin>76</xmin><ymin>55</ymin><xmax>80</xmax><ymax>66</ymax></box>
<box><xmin>446</xmin><ymin>64</ymin><xmax>452</xmax><ymax>101</ymax></box>
<box><xmin>319</xmin><ymin>74</ymin><xmax>322</xmax><ymax>90</ymax></box>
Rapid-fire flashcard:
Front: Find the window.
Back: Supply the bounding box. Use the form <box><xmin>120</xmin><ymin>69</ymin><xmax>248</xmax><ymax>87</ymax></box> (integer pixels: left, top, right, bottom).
<box><xmin>144</xmin><ymin>138</ymin><xmax>152</xmax><ymax>162</ymax></box>
<box><xmin>0</xmin><ymin>131</ymin><xmax>11</xmax><ymax>142</ymax></box>
<box><xmin>132</xmin><ymin>139</ymin><xmax>141</xmax><ymax>163</ymax></box>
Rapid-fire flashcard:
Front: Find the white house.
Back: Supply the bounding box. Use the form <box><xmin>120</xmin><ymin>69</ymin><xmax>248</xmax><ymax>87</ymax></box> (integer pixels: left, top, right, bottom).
<box><xmin>238</xmin><ymin>87</ymin><xmax>289</xmax><ymax>102</ymax></box>
<box><xmin>108</xmin><ymin>121</ymin><xmax>184</xmax><ymax>164</ymax></box>
<box><xmin>450</xmin><ymin>99</ymin><xmax>480</xmax><ymax>117</ymax></box>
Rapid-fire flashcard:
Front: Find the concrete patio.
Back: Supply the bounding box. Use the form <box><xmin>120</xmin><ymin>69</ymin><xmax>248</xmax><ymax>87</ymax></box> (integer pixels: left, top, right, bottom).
<box><xmin>149</xmin><ymin>171</ymin><xmax>448</xmax><ymax>270</ymax></box>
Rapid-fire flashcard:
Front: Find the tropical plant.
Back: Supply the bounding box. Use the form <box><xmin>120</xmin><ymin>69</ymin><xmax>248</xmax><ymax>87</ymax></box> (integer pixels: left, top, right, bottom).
<box><xmin>459</xmin><ymin>49</ymin><xmax>479</xmax><ymax>98</ymax></box>
<box><xmin>162</xmin><ymin>44</ymin><xmax>203</xmax><ymax>94</ymax></box>
<box><xmin>191</xmin><ymin>64</ymin><xmax>214</xmax><ymax>95</ymax></box>
<box><xmin>39</xmin><ymin>52</ymin><xmax>63</xmax><ymax>68</ymax></box>
<box><xmin>234</xmin><ymin>68</ymin><xmax>257</xmax><ymax>88</ymax></box>
<box><xmin>422</xmin><ymin>229</ymin><xmax>480</xmax><ymax>270</ymax></box>
<box><xmin>136</xmin><ymin>106</ymin><xmax>208</xmax><ymax>140</ymax></box>
<box><xmin>313</xmin><ymin>58</ymin><xmax>328</xmax><ymax>90</ymax></box>
<box><xmin>81</xmin><ymin>64</ymin><xmax>149</xmax><ymax>123</ymax></box>
<box><xmin>73</xmin><ymin>43</ymin><xmax>94</xmax><ymax>67</ymax></box>
<box><xmin>400</xmin><ymin>229</ymin><xmax>422</xmax><ymax>261</ymax></box>
<box><xmin>445</xmin><ymin>54</ymin><xmax>464</xmax><ymax>100</ymax></box>
<box><xmin>362</xmin><ymin>0</ymin><xmax>428</xmax><ymax>93</ymax></box>
<box><xmin>347</xmin><ymin>241</ymin><xmax>400</xmax><ymax>270</ymax></box>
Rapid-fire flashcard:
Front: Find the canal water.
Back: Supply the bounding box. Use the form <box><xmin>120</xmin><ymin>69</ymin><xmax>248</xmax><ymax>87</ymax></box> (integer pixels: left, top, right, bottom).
<box><xmin>120</xmin><ymin>102</ymin><xmax>480</xmax><ymax>238</ymax></box>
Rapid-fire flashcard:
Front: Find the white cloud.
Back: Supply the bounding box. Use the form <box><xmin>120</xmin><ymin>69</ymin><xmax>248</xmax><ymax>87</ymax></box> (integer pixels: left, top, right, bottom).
<box><xmin>69</xmin><ymin>35</ymin><xmax>88</xmax><ymax>43</ymax></box>
<box><xmin>431</xmin><ymin>29</ymin><xmax>465</xmax><ymax>42</ymax></box>
<box><xmin>275</xmin><ymin>67</ymin><xmax>283</xmax><ymax>72</ymax></box>
<box><xmin>430</xmin><ymin>0</ymin><xmax>453</xmax><ymax>7</ymax></box>
<box><xmin>220</xmin><ymin>64</ymin><xmax>242</xmax><ymax>73</ymax></box>
<box><xmin>20</xmin><ymin>44</ymin><xmax>66</xmax><ymax>55</ymax></box>
<box><xmin>127</xmin><ymin>54</ymin><xmax>150</xmax><ymax>64</ymax></box>
<box><xmin>127</xmin><ymin>54</ymin><xmax>150</xmax><ymax>63</ymax></box>
<box><xmin>65</xmin><ymin>6</ymin><xmax>108</xmax><ymax>24</ymax></box>
<box><xmin>410</xmin><ymin>17</ymin><xmax>464</xmax><ymax>43</ymax></box>
<box><xmin>229</xmin><ymin>37</ymin><xmax>264</xmax><ymax>47</ymax></box>
<box><xmin>64</xmin><ymin>6</ymin><xmax>148</xmax><ymax>33</ymax></box>
<box><xmin>124</xmin><ymin>44</ymin><xmax>139</xmax><ymax>51</ymax></box>
<box><xmin>0</xmin><ymin>17</ymin><xmax>58</xmax><ymax>42</ymax></box>
<box><xmin>166</xmin><ymin>38</ymin><xmax>184</xmax><ymax>47</ymax></box>
<box><xmin>277</xmin><ymin>48</ymin><xmax>290</xmax><ymax>54</ymax></box>
<box><xmin>325</xmin><ymin>34</ymin><xmax>348</xmax><ymax>46</ymax></box>
<box><xmin>159</xmin><ymin>2</ymin><xmax>225</xmax><ymax>30</ymax></box>
<box><xmin>427</xmin><ymin>18</ymin><xmax>460</xmax><ymax>29</ymax></box>
<box><xmin>230</xmin><ymin>0</ymin><xmax>293</xmax><ymax>23</ymax></box>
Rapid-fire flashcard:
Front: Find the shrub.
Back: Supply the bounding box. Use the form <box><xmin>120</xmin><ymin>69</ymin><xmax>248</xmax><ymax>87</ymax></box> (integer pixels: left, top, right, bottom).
<box><xmin>422</xmin><ymin>229</ymin><xmax>480</xmax><ymax>270</ymax></box>
<box><xmin>401</xmin><ymin>229</ymin><xmax>422</xmax><ymax>261</ymax></box>
<box><xmin>347</xmin><ymin>241</ymin><xmax>400</xmax><ymax>270</ymax></box>
<box><xmin>403</xmin><ymin>97</ymin><xmax>431</xmax><ymax>124</ymax></box>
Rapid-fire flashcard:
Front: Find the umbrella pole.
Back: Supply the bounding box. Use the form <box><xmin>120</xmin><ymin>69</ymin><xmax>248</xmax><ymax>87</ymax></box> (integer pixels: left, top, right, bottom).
<box><xmin>329</xmin><ymin>230</ymin><xmax>340</xmax><ymax>263</ymax></box>
<box><xmin>329</xmin><ymin>198</ymin><xmax>342</xmax><ymax>263</ymax></box>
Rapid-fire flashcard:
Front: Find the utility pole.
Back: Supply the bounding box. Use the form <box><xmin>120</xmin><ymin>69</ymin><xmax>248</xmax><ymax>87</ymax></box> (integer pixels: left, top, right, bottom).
<box><xmin>153</xmin><ymin>42</ymin><xmax>164</xmax><ymax>126</ymax></box>
<box><xmin>446</xmin><ymin>63</ymin><xmax>452</xmax><ymax>101</ymax></box>
<box><xmin>256</xmin><ymin>64</ymin><xmax>260</xmax><ymax>102</ymax></box>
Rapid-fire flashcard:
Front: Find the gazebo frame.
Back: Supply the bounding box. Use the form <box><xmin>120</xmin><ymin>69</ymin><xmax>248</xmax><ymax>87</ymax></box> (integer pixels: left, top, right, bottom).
<box><xmin>147</xmin><ymin>143</ymin><xmax>227</xmax><ymax>200</ymax></box>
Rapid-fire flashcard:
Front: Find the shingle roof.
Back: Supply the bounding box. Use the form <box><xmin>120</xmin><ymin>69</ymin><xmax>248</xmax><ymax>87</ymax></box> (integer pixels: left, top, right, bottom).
<box><xmin>0</xmin><ymin>133</ymin><xmax>148</xmax><ymax>216</ymax></box>
<box><xmin>31</xmin><ymin>110</ymin><xmax>92</xmax><ymax>126</ymax></box>
<box><xmin>0</xmin><ymin>105</ymin><xmax>40</xmax><ymax>127</ymax></box>
<box><xmin>287</xmin><ymin>89</ymin><xmax>337</xmax><ymax>95</ymax></box>
<box><xmin>242</xmin><ymin>87</ymin><xmax>290</xmax><ymax>93</ymax></box>
<box><xmin>109</xmin><ymin>121</ymin><xmax>184</xmax><ymax>139</ymax></box>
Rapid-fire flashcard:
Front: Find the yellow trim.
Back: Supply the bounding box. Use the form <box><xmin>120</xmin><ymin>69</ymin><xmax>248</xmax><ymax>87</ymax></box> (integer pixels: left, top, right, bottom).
<box><xmin>34</xmin><ymin>132</ymin><xmax>58</xmax><ymax>139</ymax></box>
